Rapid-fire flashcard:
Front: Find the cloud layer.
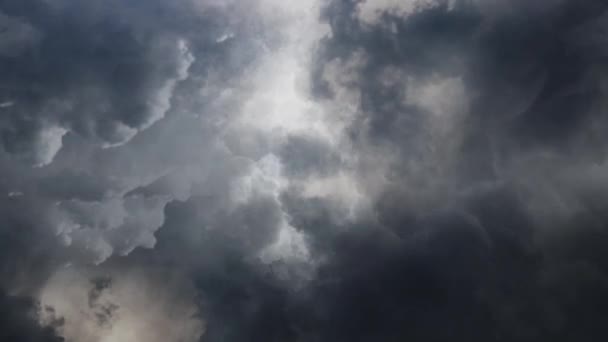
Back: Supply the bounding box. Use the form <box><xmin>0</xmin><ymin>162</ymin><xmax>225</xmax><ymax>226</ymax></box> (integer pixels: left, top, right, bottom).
<box><xmin>2</xmin><ymin>0</ymin><xmax>608</xmax><ymax>341</ymax></box>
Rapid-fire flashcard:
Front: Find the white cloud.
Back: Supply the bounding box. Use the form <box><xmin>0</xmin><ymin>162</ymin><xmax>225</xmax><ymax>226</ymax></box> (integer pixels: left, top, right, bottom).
<box><xmin>33</xmin><ymin>125</ymin><xmax>68</xmax><ymax>167</ymax></box>
<box><xmin>52</xmin><ymin>196</ymin><xmax>169</xmax><ymax>265</ymax></box>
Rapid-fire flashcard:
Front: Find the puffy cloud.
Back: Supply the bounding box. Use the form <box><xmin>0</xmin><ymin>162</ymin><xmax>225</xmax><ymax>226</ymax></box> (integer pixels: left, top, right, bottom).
<box><xmin>0</xmin><ymin>0</ymin><xmax>194</xmax><ymax>162</ymax></box>
<box><xmin>3</xmin><ymin>0</ymin><xmax>608</xmax><ymax>341</ymax></box>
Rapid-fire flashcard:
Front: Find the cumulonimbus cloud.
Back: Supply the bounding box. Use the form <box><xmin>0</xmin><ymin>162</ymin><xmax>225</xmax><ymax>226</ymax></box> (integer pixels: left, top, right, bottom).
<box><xmin>2</xmin><ymin>0</ymin><xmax>608</xmax><ymax>341</ymax></box>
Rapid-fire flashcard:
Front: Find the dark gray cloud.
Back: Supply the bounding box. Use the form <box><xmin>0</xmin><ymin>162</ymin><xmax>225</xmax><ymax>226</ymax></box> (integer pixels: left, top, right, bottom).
<box><xmin>0</xmin><ymin>0</ymin><xmax>194</xmax><ymax>164</ymax></box>
<box><xmin>0</xmin><ymin>291</ymin><xmax>63</xmax><ymax>342</ymax></box>
<box><xmin>0</xmin><ymin>0</ymin><xmax>272</xmax><ymax>266</ymax></box>
<box><xmin>0</xmin><ymin>0</ymin><xmax>273</xmax><ymax>337</ymax></box>
<box><xmin>287</xmin><ymin>1</ymin><xmax>608</xmax><ymax>341</ymax></box>
<box><xmin>278</xmin><ymin>134</ymin><xmax>342</xmax><ymax>178</ymax></box>
<box><xmin>148</xmin><ymin>1</ymin><xmax>608</xmax><ymax>341</ymax></box>
<box><xmin>3</xmin><ymin>0</ymin><xmax>608</xmax><ymax>341</ymax></box>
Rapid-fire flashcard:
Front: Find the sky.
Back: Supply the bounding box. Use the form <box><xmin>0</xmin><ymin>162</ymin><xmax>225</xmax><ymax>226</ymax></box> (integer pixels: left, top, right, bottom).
<box><xmin>1</xmin><ymin>0</ymin><xmax>608</xmax><ymax>341</ymax></box>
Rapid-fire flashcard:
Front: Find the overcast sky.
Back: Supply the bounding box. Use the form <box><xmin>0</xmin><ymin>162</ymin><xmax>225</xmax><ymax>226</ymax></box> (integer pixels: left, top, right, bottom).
<box><xmin>1</xmin><ymin>0</ymin><xmax>608</xmax><ymax>341</ymax></box>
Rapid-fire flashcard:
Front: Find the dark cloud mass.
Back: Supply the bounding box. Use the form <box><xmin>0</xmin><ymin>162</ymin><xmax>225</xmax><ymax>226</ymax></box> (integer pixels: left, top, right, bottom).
<box><xmin>2</xmin><ymin>0</ymin><xmax>608</xmax><ymax>341</ymax></box>
<box><xmin>0</xmin><ymin>291</ymin><xmax>63</xmax><ymax>342</ymax></box>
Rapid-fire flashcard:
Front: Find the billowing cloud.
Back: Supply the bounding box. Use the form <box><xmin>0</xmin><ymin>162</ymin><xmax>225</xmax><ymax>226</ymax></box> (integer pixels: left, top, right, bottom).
<box><xmin>0</xmin><ymin>1</ymin><xmax>195</xmax><ymax>163</ymax></box>
<box><xmin>2</xmin><ymin>0</ymin><xmax>608</xmax><ymax>341</ymax></box>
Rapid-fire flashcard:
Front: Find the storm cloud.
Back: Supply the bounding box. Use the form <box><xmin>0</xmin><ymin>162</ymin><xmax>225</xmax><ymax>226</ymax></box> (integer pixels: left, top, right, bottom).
<box><xmin>1</xmin><ymin>0</ymin><xmax>608</xmax><ymax>341</ymax></box>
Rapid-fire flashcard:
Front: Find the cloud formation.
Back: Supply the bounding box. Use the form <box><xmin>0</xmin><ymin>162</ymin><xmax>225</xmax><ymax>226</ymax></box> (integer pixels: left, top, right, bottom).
<box><xmin>0</xmin><ymin>0</ymin><xmax>195</xmax><ymax>164</ymax></box>
<box><xmin>2</xmin><ymin>0</ymin><xmax>608</xmax><ymax>341</ymax></box>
